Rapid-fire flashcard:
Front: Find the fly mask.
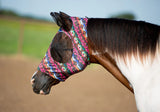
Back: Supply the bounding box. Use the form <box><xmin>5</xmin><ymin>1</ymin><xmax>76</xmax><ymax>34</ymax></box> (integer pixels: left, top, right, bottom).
<box><xmin>38</xmin><ymin>17</ymin><xmax>90</xmax><ymax>81</ymax></box>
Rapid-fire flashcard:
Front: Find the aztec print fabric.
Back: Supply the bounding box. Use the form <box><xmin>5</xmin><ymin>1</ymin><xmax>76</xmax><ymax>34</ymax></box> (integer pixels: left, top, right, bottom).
<box><xmin>38</xmin><ymin>17</ymin><xmax>90</xmax><ymax>81</ymax></box>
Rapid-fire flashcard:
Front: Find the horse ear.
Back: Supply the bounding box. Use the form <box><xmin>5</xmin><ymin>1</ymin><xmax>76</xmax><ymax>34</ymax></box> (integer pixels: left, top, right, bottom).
<box><xmin>50</xmin><ymin>12</ymin><xmax>63</xmax><ymax>27</ymax></box>
<box><xmin>50</xmin><ymin>12</ymin><xmax>72</xmax><ymax>31</ymax></box>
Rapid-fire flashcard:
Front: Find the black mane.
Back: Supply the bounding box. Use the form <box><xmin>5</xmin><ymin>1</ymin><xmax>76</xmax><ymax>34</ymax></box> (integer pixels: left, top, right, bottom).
<box><xmin>87</xmin><ymin>18</ymin><xmax>160</xmax><ymax>58</ymax></box>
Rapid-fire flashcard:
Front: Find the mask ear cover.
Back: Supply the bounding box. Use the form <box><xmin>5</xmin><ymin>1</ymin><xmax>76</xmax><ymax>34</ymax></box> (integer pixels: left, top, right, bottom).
<box><xmin>50</xmin><ymin>12</ymin><xmax>72</xmax><ymax>31</ymax></box>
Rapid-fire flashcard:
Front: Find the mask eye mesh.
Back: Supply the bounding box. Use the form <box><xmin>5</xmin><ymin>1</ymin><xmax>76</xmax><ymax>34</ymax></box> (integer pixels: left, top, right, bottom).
<box><xmin>50</xmin><ymin>32</ymin><xmax>73</xmax><ymax>63</ymax></box>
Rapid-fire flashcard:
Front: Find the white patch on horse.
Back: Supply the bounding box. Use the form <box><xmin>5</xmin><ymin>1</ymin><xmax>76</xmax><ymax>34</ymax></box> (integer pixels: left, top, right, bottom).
<box><xmin>92</xmin><ymin>49</ymin><xmax>114</xmax><ymax>57</ymax></box>
<box><xmin>115</xmin><ymin>50</ymin><xmax>160</xmax><ymax>112</ymax></box>
<box><xmin>31</xmin><ymin>71</ymin><xmax>38</xmax><ymax>79</ymax></box>
<box><xmin>92</xmin><ymin>50</ymin><xmax>101</xmax><ymax>56</ymax></box>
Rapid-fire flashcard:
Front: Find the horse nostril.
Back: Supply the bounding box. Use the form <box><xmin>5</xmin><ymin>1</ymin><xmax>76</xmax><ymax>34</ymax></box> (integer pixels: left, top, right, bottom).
<box><xmin>31</xmin><ymin>79</ymin><xmax>35</xmax><ymax>84</ymax></box>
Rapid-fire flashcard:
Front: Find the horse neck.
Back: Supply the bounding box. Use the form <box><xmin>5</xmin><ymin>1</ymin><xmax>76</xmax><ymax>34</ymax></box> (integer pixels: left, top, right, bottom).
<box><xmin>89</xmin><ymin>33</ymin><xmax>160</xmax><ymax>93</ymax></box>
<box><xmin>87</xmin><ymin>18</ymin><xmax>160</xmax><ymax>93</ymax></box>
<box><xmin>89</xmin><ymin>47</ymin><xmax>134</xmax><ymax>93</ymax></box>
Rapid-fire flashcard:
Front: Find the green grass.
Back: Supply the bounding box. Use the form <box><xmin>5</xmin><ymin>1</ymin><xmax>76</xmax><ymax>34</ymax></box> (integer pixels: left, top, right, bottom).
<box><xmin>0</xmin><ymin>19</ymin><xmax>20</xmax><ymax>54</ymax></box>
<box><xmin>0</xmin><ymin>18</ymin><xmax>59</xmax><ymax>58</ymax></box>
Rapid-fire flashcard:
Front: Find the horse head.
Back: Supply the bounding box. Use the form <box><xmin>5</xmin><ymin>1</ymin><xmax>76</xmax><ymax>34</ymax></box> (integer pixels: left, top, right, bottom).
<box><xmin>31</xmin><ymin>12</ymin><xmax>90</xmax><ymax>95</ymax></box>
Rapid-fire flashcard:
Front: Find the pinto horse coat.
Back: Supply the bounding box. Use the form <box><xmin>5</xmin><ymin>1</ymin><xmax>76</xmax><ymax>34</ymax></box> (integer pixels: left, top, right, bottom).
<box><xmin>87</xmin><ymin>18</ymin><xmax>160</xmax><ymax>112</ymax></box>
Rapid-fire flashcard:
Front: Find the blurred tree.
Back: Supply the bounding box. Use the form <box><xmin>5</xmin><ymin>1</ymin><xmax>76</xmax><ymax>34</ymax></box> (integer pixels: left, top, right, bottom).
<box><xmin>0</xmin><ymin>9</ymin><xmax>19</xmax><ymax>16</ymax></box>
<box><xmin>0</xmin><ymin>9</ymin><xmax>49</xmax><ymax>22</ymax></box>
<box><xmin>110</xmin><ymin>12</ymin><xmax>136</xmax><ymax>20</ymax></box>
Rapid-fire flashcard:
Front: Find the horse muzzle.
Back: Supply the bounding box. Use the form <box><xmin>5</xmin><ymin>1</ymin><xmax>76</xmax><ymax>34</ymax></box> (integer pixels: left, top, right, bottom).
<box><xmin>31</xmin><ymin>70</ymin><xmax>60</xmax><ymax>95</ymax></box>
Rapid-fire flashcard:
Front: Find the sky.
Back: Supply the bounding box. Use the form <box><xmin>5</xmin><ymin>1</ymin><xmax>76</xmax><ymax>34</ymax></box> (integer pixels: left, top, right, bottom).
<box><xmin>1</xmin><ymin>0</ymin><xmax>160</xmax><ymax>25</ymax></box>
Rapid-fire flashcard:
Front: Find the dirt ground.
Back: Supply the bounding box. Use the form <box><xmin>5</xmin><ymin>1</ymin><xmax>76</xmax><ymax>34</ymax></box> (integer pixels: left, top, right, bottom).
<box><xmin>0</xmin><ymin>55</ymin><xmax>137</xmax><ymax>112</ymax></box>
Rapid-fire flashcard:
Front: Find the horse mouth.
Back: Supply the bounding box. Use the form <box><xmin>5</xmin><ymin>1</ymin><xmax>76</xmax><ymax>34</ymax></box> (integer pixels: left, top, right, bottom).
<box><xmin>33</xmin><ymin>88</ymin><xmax>51</xmax><ymax>95</ymax></box>
<box><xmin>31</xmin><ymin>84</ymin><xmax>51</xmax><ymax>95</ymax></box>
<box><xmin>31</xmin><ymin>70</ymin><xmax>60</xmax><ymax>95</ymax></box>
<box><xmin>31</xmin><ymin>78</ymin><xmax>51</xmax><ymax>95</ymax></box>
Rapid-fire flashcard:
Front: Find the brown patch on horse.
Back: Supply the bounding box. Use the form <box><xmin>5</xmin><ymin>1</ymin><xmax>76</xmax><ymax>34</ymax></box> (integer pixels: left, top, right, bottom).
<box><xmin>88</xmin><ymin>45</ymin><xmax>134</xmax><ymax>93</ymax></box>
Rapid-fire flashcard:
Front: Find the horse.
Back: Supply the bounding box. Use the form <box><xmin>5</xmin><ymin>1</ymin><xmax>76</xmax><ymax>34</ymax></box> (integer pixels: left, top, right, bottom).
<box><xmin>31</xmin><ymin>12</ymin><xmax>160</xmax><ymax>112</ymax></box>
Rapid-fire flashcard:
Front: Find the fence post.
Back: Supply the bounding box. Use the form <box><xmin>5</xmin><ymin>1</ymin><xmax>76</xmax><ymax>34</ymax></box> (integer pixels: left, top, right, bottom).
<box><xmin>18</xmin><ymin>19</ymin><xmax>24</xmax><ymax>55</ymax></box>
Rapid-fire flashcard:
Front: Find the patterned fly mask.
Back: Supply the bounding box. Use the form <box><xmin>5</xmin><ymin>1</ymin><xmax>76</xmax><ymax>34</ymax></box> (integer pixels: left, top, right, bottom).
<box><xmin>38</xmin><ymin>17</ymin><xmax>90</xmax><ymax>81</ymax></box>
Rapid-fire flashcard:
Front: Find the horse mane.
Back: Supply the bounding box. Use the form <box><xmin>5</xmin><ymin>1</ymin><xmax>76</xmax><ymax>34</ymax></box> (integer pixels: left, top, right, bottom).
<box><xmin>87</xmin><ymin>18</ymin><xmax>160</xmax><ymax>60</ymax></box>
